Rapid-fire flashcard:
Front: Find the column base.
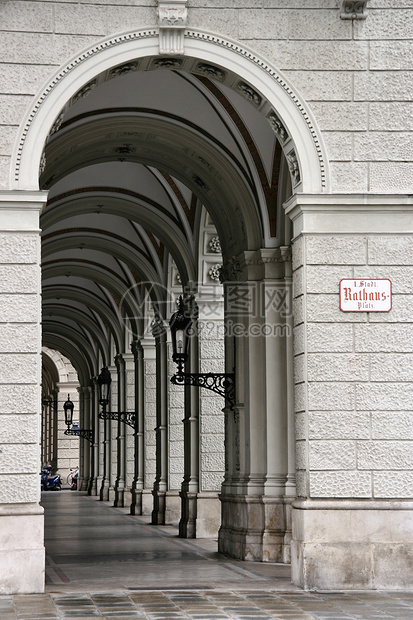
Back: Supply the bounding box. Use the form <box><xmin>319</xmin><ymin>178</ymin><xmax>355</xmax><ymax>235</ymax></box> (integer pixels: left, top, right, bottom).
<box><xmin>114</xmin><ymin>486</ymin><xmax>132</xmax><ymax>508</ymax></box>
<box><xmin>78</xmin><ymin>476</ymin><xmax>88</xmax><ymax>492</ymax></box>
<box><xmin>152</xmin><ymin>490</ymin><xmax>166</xmax><ymax>524</ymax></box>
<box><xmin>292</xmin><ymin>499</ymin><xmax>413</xmax><ymax>590</ymax></box>
<box><xmin>130</xmin><ymin>488</ymin><xmax>143</xmax><ymax>515</ymax></box>
<box><xmin>142</xmin><ymin>490</ymin><xmax>153</xmax><ymax>516</ymax></box>
<box><xmin>180</xmin><ymin>491</ymin><xmax>221</xmax><ymax>538</ymax></box>
<box><xmin>218</xmin><ymin>494</ymin><xmax>291</xmax><ymax>562</ymax></box>
<box><xmin>165</xmin><ymin>491</ymin><xmax>181</xmax><ymax>526</ymax></box>
<box><xmin>0</xmin><ymin>505</ymin><xmax>45</xmax><ymax>594</ymax></box>
<box><xmin>87</xmin><ymin>477</ymin><xmax>98</xmax><ymax>496</ymax></box>
<box><xmin>99</xmin><ymin>479</ymin><xmax>110</xmax><ymax>502</ymax></box>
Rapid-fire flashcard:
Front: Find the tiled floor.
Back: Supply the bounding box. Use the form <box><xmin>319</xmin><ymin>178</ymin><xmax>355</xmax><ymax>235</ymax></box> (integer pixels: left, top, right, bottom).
<box><xmin>2</xmin><ymin>492</ymin><xmax>413</xmax><ymax>619</ymax></box>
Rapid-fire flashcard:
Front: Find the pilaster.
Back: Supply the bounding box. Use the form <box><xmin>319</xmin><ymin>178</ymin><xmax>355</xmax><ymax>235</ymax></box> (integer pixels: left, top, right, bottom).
<box><xmin>130</xmin><ymin>340</ymin><xmax>145</xmax><ymax>515</ymax></box>
<box><xmin>114</xmin><ymin>354</ymin><xmax>127</xmax><ymax>507</ymax></box>
<box><xmin>100</xmin><ymin>365</ymin><xmax>116</xmax><ymax>502</ymax></box>
<box><xmin>218</xmin><ymin>247</ymin><xmax>294</xmax><ymax>562</ymax></box>
<box><xmin>0</xmin><ymin>190</ymin><xmax>47</xmax><ymax>593</ymax></box>
<box><xmin>151</xmin><ymin>318</ymin><xmax>168</xmax><ymax>525</ymax></box>
<box><xmin>285</xmin><ymin>193</ymin><xmax>413</xmax><ymax>589</ymax></box>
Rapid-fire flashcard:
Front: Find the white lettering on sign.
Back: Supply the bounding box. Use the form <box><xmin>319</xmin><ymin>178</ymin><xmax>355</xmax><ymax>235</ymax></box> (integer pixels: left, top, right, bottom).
<box><xmin>339</xmin><ymin>279</ymin><xmax>392</xmax><ymax>312</ymax></box>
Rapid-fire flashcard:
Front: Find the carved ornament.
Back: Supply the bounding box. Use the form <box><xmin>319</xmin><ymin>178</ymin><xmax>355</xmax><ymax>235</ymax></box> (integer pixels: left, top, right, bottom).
<box><xmin>208</xmin><ymin>264</ymin><xmax>222</xmax><ymax>282</ymax></box>
<box><xmin>209</xmin><ymin>235</ymin><xmax>221</xmax><ymax>254</ymax></box>
<box><xmin>286</xmin><ymin>149</ymin><xmax>301</xmax><ymax>187</ymax></box>
<box><xmin>267</xmin><ymin>111</ymin><xmax>288</xmax><ymax>143</ymax></box>
<box><xmin>236</xmin><ymin>81</ymin><xmax>262</xmax><ymax>106</ymax></box>
<box><xmin>195</xmin><ymin>63</ymin><xmax>226</xmax><ymax>80</ymax></box>
<box><xmin>340</xmin><ymin>0</ymin><xmax>368</xmax><ymax>19</ymax></box>
<box><xmin>157</xmin><ymin>0</ymin><xmax>188</xmax><ymax>55</ymax></box>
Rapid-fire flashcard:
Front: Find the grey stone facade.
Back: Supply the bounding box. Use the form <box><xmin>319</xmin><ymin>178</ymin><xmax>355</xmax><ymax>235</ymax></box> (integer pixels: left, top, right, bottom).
<box><xmin>0</xmin><ymin>0</ymin><xmax>412</xmax><ymax>594</ymax></box>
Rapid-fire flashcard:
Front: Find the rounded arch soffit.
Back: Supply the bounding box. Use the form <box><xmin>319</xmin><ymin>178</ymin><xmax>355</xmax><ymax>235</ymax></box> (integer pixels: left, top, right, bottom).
<box><xmin>12</xmin><ymin>29</ymin><xmax>330</xmax><ymax>195</ymax></box>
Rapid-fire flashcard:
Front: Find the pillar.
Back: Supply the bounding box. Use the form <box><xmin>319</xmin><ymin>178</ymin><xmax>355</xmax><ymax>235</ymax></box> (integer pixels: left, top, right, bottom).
<box><xmin>141</xmin><ymin>339</ymin><xmax>156</xmax><ymax>514</ymax></box>
<box><xmin>130</xmin><ymin>339</ymin><xmax>144</xmax><ymax>514</ymax></box>
<box><xmin>152</xmin><ymin>318</ymin><xmax>168</xmax><ymax>524</ymax></box>
<box><xmin>88</xmin><ymin>378</ymin><xmax>99</xmax><ymax>496</ymax></box>
<box><xmin>218</xmin><ymin>247</ymin><xmax>294</xmax><ymax>562</ymax></box>
<box><xmin>285</xmin><ymin>193</ymin><xmax>413</xmax><ymax>589</ymax></box>
<box><xmin>0</xmin><ymin>190</ymin><xmax>46</xmax><ymax>593</ymax></box>
<box><xmin>179</xmin><ymin>298</ymin><xmax>199</xmax><ymax>537</ymax></box>
<box><xmin>78</xmin><ymin>386</ymin><xmax>92</xmax><ymax>492</ymax></box>
<box><xmin>124</xmin><ymin>352</ymin><xmax>135</xmax><ymax>507</ymax></box>
<box><xmin>114</xmin><ymin>354</ymin><xmax>127</xmax><ymax>507</ymax></box>
<box><xmin>100</xmin><ymin>364</ymin><xmax>116</xmax><ymax>502</ymax></box>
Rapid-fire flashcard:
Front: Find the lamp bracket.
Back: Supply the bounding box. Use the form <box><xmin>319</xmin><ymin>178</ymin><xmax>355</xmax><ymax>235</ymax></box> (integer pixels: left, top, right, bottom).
<box><xmin>64</xmin><ymin>428</ymin><xmax>94</xmax><ymax>443</ymax></box>
<box><xmin>171</xmin><ymin>371</ymin><xmax>235</xmax><ymax>409</ymax></box>
<box><xmin>98</xmin><ymin>410</ymin><xmax>136</xmax><ymax>429</ymax></box>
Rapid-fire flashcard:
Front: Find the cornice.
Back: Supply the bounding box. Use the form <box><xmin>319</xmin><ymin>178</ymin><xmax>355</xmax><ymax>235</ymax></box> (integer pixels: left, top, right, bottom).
<box><xmin>284</xmin><ymin>194</ymin><xmax>413</xmax><ymax>236</ymax></box>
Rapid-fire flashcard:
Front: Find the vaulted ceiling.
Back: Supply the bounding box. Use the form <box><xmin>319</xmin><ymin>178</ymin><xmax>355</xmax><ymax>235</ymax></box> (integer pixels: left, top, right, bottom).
<box><xmin>40</xmin><ymin>63</ymin><xmax>290</xmax><ymax>382</ymax></box>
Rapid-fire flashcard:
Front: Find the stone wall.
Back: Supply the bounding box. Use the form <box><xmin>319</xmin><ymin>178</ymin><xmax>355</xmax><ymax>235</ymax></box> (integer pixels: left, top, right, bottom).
<box><xmin>287</xmin><ymin>194</ymin><xmax>413</xmax><ymax>589</ymax></box>
<box><xmin>1</xmin><ymin>2</ymin><xmax>412</xmax><ymax>194</ymax></box>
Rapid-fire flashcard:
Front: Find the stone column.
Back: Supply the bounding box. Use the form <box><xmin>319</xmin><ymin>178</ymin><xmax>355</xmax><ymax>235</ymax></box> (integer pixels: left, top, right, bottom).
<box><xmin>100</xmin><ymin>365</ymin><xmax>116</xmax><ymax>502</ymax></box>
<box><xmin>0</xmin><ymin>190</ymin><xmax>46</xmax><ymax>593</ymax></box>
<box><xmin>179</xmin><ymin>301</ymin><xmax>199</xmax><ymax>537</ymax></box>
<box><xmin>130</xmin><ymin>339</ymin><xmax>144</xmax><ymax>515</ymax></box>
<box><xmin>79</xmin><ymin>386</ymin><xmax>92</xmax><ymax>492</ymax></box>
<box><xmin>124</xmin><ymin>352</ymin><xmax>135</xmax><ymax>507</ymax></box>
<box><xmin>56</xmin><ymin>384</ymin><xmax>79</xmax><ymax>483</ymax></box>
<box><xmin>285</xmin><ymin>193</ymin><xmax>413</xmax><ymax>590</ymax></box>
<box><xmin>218</xmin><ymin>247</ymin><xmax>294</xmax><ymax>562</ymax></box>
<box><xmin>51</xmin><ymin>392</ymin><xmax>58</xmax><ymax>472</ymax></box>
<box><xmin>152</xmin><ymin>318</ymin><xmax>168</xmax><ymax>524</ymax></box>
<box><xmin>114</xmin><ymin>354</ymin><xmax>127</xmax><ymax>507</ymax></box>
<box><xmin>142</xmin><ymin>340</ymin><xmax>156</xmax><ymax>514</ymax></box>
<box><xmin>88</xmin><ymin>378</ymin><xmax>99</xmax><ymax>496</ymax></box>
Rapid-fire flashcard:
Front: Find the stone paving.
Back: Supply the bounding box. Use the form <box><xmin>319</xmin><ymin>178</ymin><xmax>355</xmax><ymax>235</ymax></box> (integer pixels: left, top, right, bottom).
<box><xmin>1</xmin><ymin>493</ymin><xmax>413</xmax><ymax>619</ymax></box>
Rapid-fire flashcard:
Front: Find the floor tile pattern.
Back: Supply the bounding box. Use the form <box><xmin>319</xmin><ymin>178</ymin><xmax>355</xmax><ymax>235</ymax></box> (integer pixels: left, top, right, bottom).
<box><xmin>2</xmin><ymin>493</ymin><xmax>413</xmax><ymax>619</ymax></box>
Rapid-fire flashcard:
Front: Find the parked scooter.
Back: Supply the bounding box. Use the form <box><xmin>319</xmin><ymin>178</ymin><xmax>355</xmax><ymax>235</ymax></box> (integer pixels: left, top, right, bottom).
<box><xmin>70</xmin><ymin>468</ymin><xmax>79</xmax><ymax>490</ymax></box>
<box><xmin>40</xmin><ymin>465</ymin><xmax>62</xmax><ymax>491</ymax></box>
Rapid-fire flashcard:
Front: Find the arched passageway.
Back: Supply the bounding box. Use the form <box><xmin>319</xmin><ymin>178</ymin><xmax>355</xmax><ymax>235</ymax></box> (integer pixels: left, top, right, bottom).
<box><xmin>35</xmin><ymin>33</ymin><xmax>320</xmax><ymax>574</ymax></box>
<box><xmin>2</xmin><ymin>3</ymin><xmax>413</xmax><ymax>596</ymax></box>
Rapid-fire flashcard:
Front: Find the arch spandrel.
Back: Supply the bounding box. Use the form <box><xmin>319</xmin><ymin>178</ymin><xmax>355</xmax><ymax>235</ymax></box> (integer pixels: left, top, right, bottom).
<box><xmin>11</xmin><ymin>29</ymin><xmax>330</xmax><ymax>206</ymax></box>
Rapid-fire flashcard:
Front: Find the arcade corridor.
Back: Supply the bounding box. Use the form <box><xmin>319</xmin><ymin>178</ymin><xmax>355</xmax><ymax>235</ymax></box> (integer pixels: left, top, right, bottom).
<box><xmin>42</xmin><ymin>491</ymin><xmax>287</xmax><ymax>592</ymax></box>
<box><xmin>2</xmin><ymin>493</ymin><xmax>413</xmax><ymax>618</ymax></box>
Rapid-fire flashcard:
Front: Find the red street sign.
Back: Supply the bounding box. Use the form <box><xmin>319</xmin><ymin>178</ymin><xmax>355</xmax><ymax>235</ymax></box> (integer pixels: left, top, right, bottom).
<box><xmin>339</xmin><ymin>279</ymin><xmax>392</xmax><ymax>312</ymax></box>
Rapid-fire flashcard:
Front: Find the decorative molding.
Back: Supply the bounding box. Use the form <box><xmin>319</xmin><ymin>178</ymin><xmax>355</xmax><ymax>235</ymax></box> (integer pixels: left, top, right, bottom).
<box><xmin>209</xmin><ymin>235</ymin><xmax>221</xmax><ymax>254</ymax></box>
<box><xmin>39</xmin><ymin>153</ymin><xmax>46</xmax><ymax>176</ymax></box>
<box><xmin>220</xmin><ymin>256</ymin><xmax>242</xmax><ymax>283</ymax></box>
<box><xmin>340</xmin><ymin>0</ymin><xmax>368</xmax><ymax>19</ymax></box>
<box><xmin>156</xmin><ymin>0</ymin><xmax>188</xmax><ymax>54</ymax></box>
<box><xmin>267</xmin><ymin>111</ymin><xmax>288</xmax><ymax>144</ymax></box>
<box><xmin>72</xmin><ymin>79</ymin><xmax>97</xmax><ymax>103</ymax></box>
<box><xmin>195</xmin><ymin>62</ymin><xmax>226</xmax><ymax>81</ymax></box>
<box><xmin>286</xmin><ymin>149</ymin><xmax>301</xmax><ymax>187</ymax></box>
<box><xmin>14</xmin><ymin>30</ymin><xmax>327</xmax><ymax>191</ymax></box>
<box><xmin>236</xmin><ymin>81</ymin><xmax>262</xmax><ymax>107</ymax></box>
<box><xmin>153</xmin><ymin>57</ymin><xmax>183</xmax><ymax>69</ymax></box>
<box><xmin>109</xmin><ymin>61</ymin><xmax>140</xmax><ymax>78</ymax></box>
<box><xmin>208</xmin><ymin>263</ymin><xmax>222</xmax><ymax>282</ymax></box>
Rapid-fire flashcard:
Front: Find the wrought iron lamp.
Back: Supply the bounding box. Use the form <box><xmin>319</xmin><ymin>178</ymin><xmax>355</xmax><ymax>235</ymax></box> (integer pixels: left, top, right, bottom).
<box><xmin>169</xmin><ymin>296</ymin><xmax>235</xmax><ymax>408</ymax></box>
<box><xmin>63</xmin><ymin>394</ymin><xmax>93</xmax><ymax>443</ymax></box>
<box><xmin>97</xmin><ymin>367</ymin><xmax>136</xmax><ymax>428</ymax></box>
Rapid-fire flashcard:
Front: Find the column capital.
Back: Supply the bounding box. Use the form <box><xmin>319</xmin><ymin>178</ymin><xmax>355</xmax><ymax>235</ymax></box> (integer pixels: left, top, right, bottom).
<box><xmin>222</xmin><ymin>247</ymin><xmax>291</xmax><ymax>282</ymax></box>
<box><xmin>114</xmin><ymin>354</ymin><xmax>125</xmax><ymax>372</ymax></box>
<box><xmin>131</xmin><ymin>338</ymin><xmax>143</xmax><ymax>360</ymax></box>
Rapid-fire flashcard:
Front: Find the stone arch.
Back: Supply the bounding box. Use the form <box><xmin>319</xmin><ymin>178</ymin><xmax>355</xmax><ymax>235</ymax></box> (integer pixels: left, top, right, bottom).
<box><xmin>12</xmin><ymin>29</ymin><xmax>330</xmax><ymax>196</ymax></box>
